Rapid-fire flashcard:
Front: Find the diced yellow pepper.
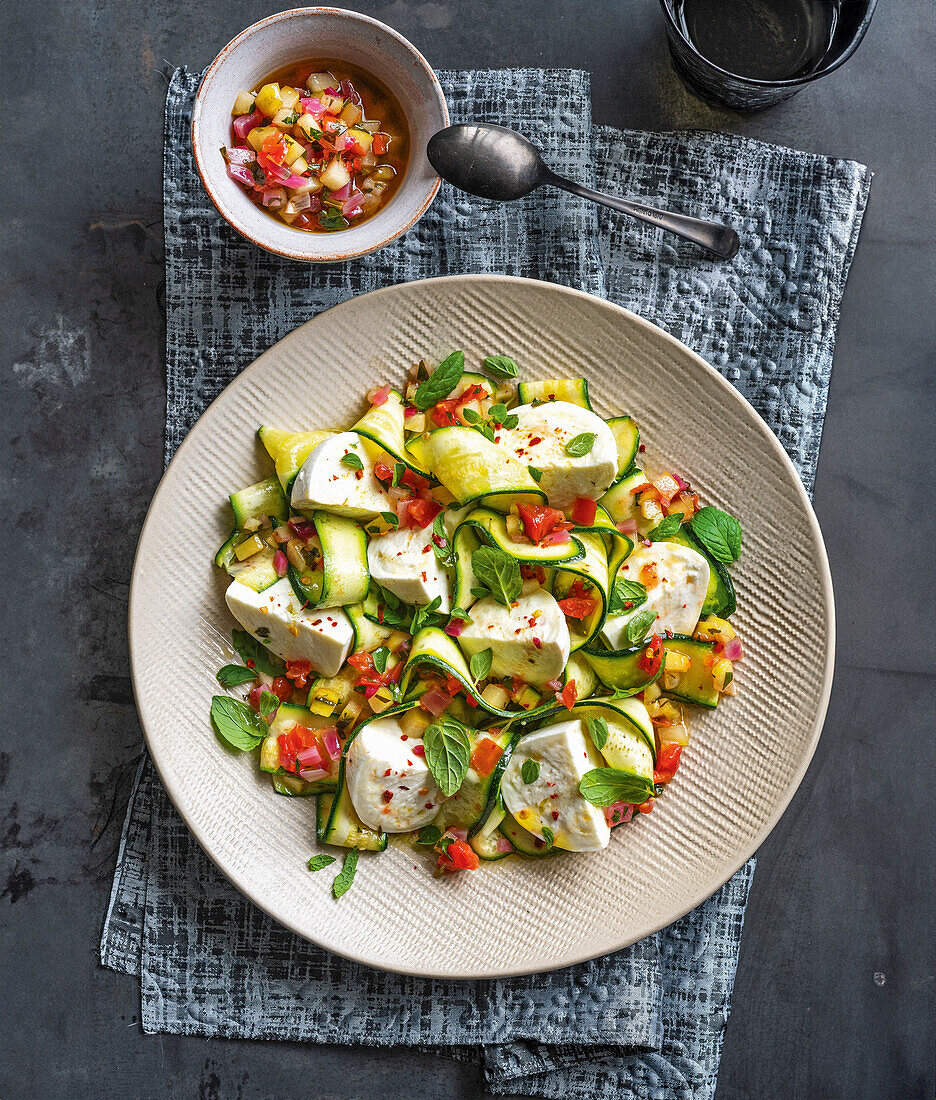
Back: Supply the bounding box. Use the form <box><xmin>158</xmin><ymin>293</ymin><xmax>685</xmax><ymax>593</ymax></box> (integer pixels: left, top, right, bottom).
<box><xmin>246</xmin><ymin>125</ymin><xmax>281</xmax><ymax>152</ymax></box>
<box><xmin>255</xmin><ymin>82</ymin><xmax>283</xmax><ymax>117</ymax></box>
<box><xmin>694</xmin><ymin>615</ymin><xmax>736</xmax><ymax>642</ymax></box>
<box><xmin>279</xmin><ymin>85</ymin><xmax>301</xmax><ymax>110</ymax></box>
<box><xmin>319</xmin><ymin>157</ymin><xmax>351</xmax><ymax>191</ymax></box>
<box><xmin>712</xmin><ymin>658</ymin><xmax>733</xmax><ymax>693</ymax></box>
<box><xmin>664</xmin><ymin>650</ymin><xmax>692</xmax><ymax>674</ymax></box>
<box><xmin>232</xmin><ymin>89</ymin><xmax>256</xmax><ymax>117</ymax></box>
<box><xmin>643</xmin><ymin>681</ymin><xmax>661</xmax><ymax>704</ymax></box>
<box><xmin>345</xmin><ymin>125</ymin><xmax>373</xmax><ymax>152</ymax></box>
<box><xmin>234</xmin><ymin>533</ymin><xmax>265</xmax><ymax>560</ymax></box>
<box><xmin>481</xmin><ymin>683</ymin><xmax>511</xmax><ymax>710</ymax></box>
<box><xmin>340</xmin><ymin>102</ymin><xmax>363</xmax><ymax>125</ymax></box>
<box><xmin>639</xmin><ymin>492</ymin><xmax>664</xmax><ymax>525</ymax></box>
<box><xmin>514</xmin><ymin>685</ymin><xmax>542</xmax><ymax>710</ymax></box>
<box><xmin>283</xmin><ymin>135</ymin><xmax>306</xmax><ymax>165</ymax></box>
<box><xmin>287</xmin><ymin>155</ymin><xmax>309</xmax><ymax>176</ymax></box>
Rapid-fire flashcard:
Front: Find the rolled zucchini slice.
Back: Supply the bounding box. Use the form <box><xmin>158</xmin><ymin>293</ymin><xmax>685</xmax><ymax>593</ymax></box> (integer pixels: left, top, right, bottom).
<box><xmin>661</xmin><ymin>634</ymin><xmax>721</xmax><ymax>708</ymax></box>
<box><xmin>606</xmin><ymin>415</ymin><xmax>640</xmax><ymax>478</ymax></box>
<box><xmin>499</xmin><ymin>814</ymin><xmax>557</xmax><ymax>857</ymax></box>
<box><xmin>258</xmin><ymin>427</ymin><xmax>336</xmax><ymax>495</ymax></box>
<box><xmin>538</xmin><ymin>695</ymin><xmax>657</xmax><ymax>761</ymax></box>
<box><xmin>286</xmin><ymin>510</ymin><xmax>369</xmax><ymax>609</ymax></box>
<box><xmin>432</xmin><ymin>727</ymin><xmax>519</xmax><ymax>838</ymax></box>
<box><xmin>516</xmin><ymin>377</ymin><xmax>592</xmax><ymax>410</ymax></box>
<box><xmin>351</xmin><ymin>389</ymin><xmax>434</xmax><ymax>480</ymax></box>
<box><xmin>550</xmin><ymin>531</ymin><xmax>611</xmax><ymax>650</ymax></box>
<box><xmin>260</xmin><ymin>703</ymin><xmax>340</xmax><ymax>794</ymax></box>
<box><xmin>598</xmin><ymin>468</ymin><xmax>648</xmax><ymax>527</ymax></box>
<box><xmin>572</xmin><ymin>503</ymin><xmax>633</xmax><ymax>588</ymax></box>
<box><xmin>418</xmin><ymin>426</ymin><xmax>547</xmax><ymax>511</ymax></box>
<box><xmin>581</xmin><ymin>642</ymin><xmax>663</xmax><ymax>697</ymax></box>
<box><xmin>215</xmin><ymin>476</ymin><xmax>290</xmax><ymax>592</ymax></box>
<box><xmin>665</xmin><ymin>529</ymin><xmax>736</xmax><ymax>619</ymax></box>
<box><xmin>456</xmin><ymin>506</ymin><xmax>585</xmax><ymax>566</ymax></box>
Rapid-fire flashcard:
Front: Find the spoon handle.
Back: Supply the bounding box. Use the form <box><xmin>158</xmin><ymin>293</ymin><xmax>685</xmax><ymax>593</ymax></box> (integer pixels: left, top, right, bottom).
<box><xmin>548</xmin><ymin>173</ymin><xmax>740</xmax><ymax>260</ymax></box>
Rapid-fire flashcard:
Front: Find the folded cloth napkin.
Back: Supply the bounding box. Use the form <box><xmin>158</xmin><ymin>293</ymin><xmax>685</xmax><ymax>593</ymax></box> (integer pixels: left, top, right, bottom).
<box><xmin>101</xmin><ymin>66</ymin><xmax>870</xmax><ymax>1099</ymax></box>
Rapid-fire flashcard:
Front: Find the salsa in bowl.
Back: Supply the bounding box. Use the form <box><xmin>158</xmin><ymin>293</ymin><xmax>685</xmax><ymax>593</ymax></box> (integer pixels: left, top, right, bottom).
<box><xmin>192</xmin><ymin>8</ymin><xmax>447</xmax><ymax>262</ymax></box>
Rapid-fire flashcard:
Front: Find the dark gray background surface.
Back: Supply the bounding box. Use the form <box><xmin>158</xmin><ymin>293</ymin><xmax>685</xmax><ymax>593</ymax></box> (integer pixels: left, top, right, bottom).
<box><xmin>2</xmin><ymin>1</ymin><xmax>933</xmax><ymax>1098</ymax></box>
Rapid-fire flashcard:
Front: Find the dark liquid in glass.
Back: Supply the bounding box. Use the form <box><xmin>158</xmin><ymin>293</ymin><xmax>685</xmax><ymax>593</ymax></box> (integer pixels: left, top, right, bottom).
<box><xmin>670</xmin><ymin>0</ymin><xmax>840</xmax><ymax>80</ymax></box>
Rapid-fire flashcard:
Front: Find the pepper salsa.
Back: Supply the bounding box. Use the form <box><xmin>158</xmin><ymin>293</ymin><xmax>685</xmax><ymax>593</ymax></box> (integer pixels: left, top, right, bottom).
<box><xmin>222</xmin><ymin>59</ymin><xmax>409</xmax><ymax>232</ymax></box>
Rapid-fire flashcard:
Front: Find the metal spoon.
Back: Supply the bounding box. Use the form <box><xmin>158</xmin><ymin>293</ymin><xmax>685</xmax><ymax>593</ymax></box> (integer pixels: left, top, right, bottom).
<box><xmin>427</xmin><ymin>122</ymin><xmax>740</xmax><ymax>260</ymax></box>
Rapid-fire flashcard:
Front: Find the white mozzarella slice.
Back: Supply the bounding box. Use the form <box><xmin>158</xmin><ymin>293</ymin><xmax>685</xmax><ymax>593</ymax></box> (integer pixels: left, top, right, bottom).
<box><xmin>224</xmin><ymin>578</ymin><xmax>353</xmax><ymax>676</ymax></box>
<box><xmin>497</xmin><ymin>401</ymin><xmax>618</xmax><ymax>509</ymax></box>
<box><xmin>366</xmin><ymin>526</ymin><xmax>452</xmax><ymax>611</ymax></box>
<box><xmin>602</xmin><ymin>542</ymin><xmax>710</xmax><ymax>647</ymax></box>
<box><xmin>501</xmin><ymin>719</ymin><xmax>610</xmax><ymax>851</ymax></box>
<box><xmin>345</xmin><ymin>716</ymin><xmax>444</xmax><ymax>832</ymax></box>
<box><xmin>290</xmin><ymin>431</ymin><xmax>395</xmax><ymax>519</ymax></box>
<box><xmin>457</xmin><ymin>588</ymin><xmax>570</xmax><ymax>686</ymax></box>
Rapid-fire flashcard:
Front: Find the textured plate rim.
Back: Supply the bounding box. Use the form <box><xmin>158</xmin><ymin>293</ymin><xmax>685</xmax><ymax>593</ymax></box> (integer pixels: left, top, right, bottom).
<box><xmin>128</xmin><ymin>274</ymin><xmax>835</xmax><ymax>978</ymax></box>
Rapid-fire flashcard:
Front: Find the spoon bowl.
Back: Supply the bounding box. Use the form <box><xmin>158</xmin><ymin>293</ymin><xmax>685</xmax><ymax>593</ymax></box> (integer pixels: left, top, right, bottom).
<box><xmin>427</xmin><ymin>122</ymin><xmax>740</xmax><ymax>259</ymax></box>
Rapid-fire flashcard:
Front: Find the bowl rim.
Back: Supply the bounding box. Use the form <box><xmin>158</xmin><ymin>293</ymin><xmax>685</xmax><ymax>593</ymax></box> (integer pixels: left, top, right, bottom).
<box><xmin>658</xmin><ymin>0</ymin><xmax>878</xmax><ymax>89</ymax></box>
<box><xmin>191</xmin><ymin>6</ymin><xmax>448</xmax><ymax>263</ymax></box>
<box><xmin>128</xmin><ymin>273</ymin><xmax>836</xmax><ymax>978</ymax></box>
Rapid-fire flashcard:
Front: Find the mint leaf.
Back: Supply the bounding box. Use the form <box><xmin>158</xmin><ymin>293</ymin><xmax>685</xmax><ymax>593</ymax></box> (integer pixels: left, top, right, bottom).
<box><xmin>216</xmin><ymin>664</ymin><xmax>257</xmax><ymax>688</ymax></box>
<box><xmin>469</xmin><ymin>647</ymin><xmax>493</xmax><ymax>681</ymax></box>
<box><xmin>340</xmin><ymin>452</ymin><xmax>364</xmax><ymax>471</ymax></box>
<box><xmin>232</xmin><ymin>629</ymin><xmax>286</xmax><ymax>677</ymax></box>
<box><xmin>471</xmin><ymin>545</ymin><xmax>521</xmax><ymax>607</ymax></box>
<box><xmin>565</xmin><ymin>432</ymin><xmax>595</xmax><ymax>458</ymax></box>
<box><xmin>380</xmin><ymin>510</ymin><xmax>400</xmax><ymax>528</ymax></box>
<box><xmin>624</xmin><ymin>609</ymin><xmax>658</xmax><ymax>645</ymax></box>
<box><xmin>462</xmin><ymin>407</ymin><xmax>482</xmax><ymax>424</ymax></box>
<box><xmin>423</xmin><ymin>718</ymin><xmax>472</xmax><ymax>796</ymax></box>
<box><xmin>585</xmin><ymin>715</ymin><xmax>609</xmax><ymax>752</ymax></box>
<box><xmin>608</xmin><ymin>579</ymin><xmax>647</xmax><ymax>614</ymax></box>
<box><xmin>648</xmin><ymin>513</ymin><xmax>683</xmax><ymax>541</ymax></box>
<box><xmin>210</xmin><ymin>696</ymin><xmax>267</xmax><ymax>751</ymax></box>
<box><xmin>332</xmin><ymin>848</ymin><xmax>359</xmax><ymax>898</ymax></box>
<box><xmin>483</xmin><ymin>355</ymin><xmax>518</xmax><ymax>379</ymax></box>
<box><xmin>521</xmin><ymin>759</ymin><xmax>540</xmax><ymax>784</ymax></box>
<box><xmin>541</xmin><ymin>826</ymin><xmax>554</xmax><ymax>849</ymax></box>
<box><xmin>372</xmin><ymin>646</ymin><xmax>390</xmax><ymax>674</ymax></box>
<box><xmin>307</xmin><ymin>854</ymin><xmax>336</xmax><ymax>871</ymax></box>
<box><xmin>413</xmin><ymin>351</ymin><xmax>465</xmax><ymax>410</ymax></box>
<box><xmin>410</xmin><ymin>595</ymin><xmax>444</xmax><ymax>635</ymax></box>
<box><xmin>414</xmin><ymin>825</ymin><xmax>442</xmax><ymax>847</ymax></box>
<box><xmin>527</xmin><ymin>465</ymin><xmax>542</xmax><ymax>483</ymax></box>
<box><xmin>431</xmin><ymin>513</ymin><xmax>456</xmax><ymax>567</ymax></box>
<box><xmin>259</xmin><ymin>690</ymin><xmax>280</xmax><ymax>718</ymax></box>
<box><xmin>392</xmin><ymin>462</ymin><xmax>405</xmax><ymax>487</ymax></box>
<box><xmin>690</xmin><ymin>506</ymin><xmax>743</xmax><ymax>563</ymax></box>
<box><xmin>470</xmin><ymin>585</ymin><xmax>492</xmax><ymax>600</ymax></box>
<box><xmin>579</xmin><ymin>768</ymin><xmax>654</xmax><ymax>806</ymax></box>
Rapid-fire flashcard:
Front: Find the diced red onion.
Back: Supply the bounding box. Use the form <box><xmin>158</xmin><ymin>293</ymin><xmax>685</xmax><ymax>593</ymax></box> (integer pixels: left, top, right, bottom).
<box><xmin>362</xmin><ymin>683</ymin><xmax>380</xmax><ymax>699</ymax></box>
<box><xmin>248</xmin><ymin>684</ymin><xmax>265</xmax><ymax>711</ymax></box>
<box><xmin>322</xmin><ymin>729</ymin><xmax>341</xmax><ymax>760</ymax></box>
<box><xmin>404</xmin><ymin>405</ymin><xmax>418</xmax><ymax>418</ymax></box>
<box><xmin>298</xmin><ymin>766</ymin><xmax>330</xmax><ymax>782</ymax></box>
<box><xmin>273</xmin><ymin>525</ymin><xmax>291</xmax><ymax>543</ymax></box>
<box><xmin>419</xmin><ymin>688</ymin><xmax>453</xmax><ymax>717</ymax></box>
<box><xmin>329</xmin><ymin>181</ymin><xmax>352</xmax><ymax>202</ymax></box>
<box><xmin>290</xmin><ymin>192</ymin><xmax>312</xmax><ymax>212</ymax></box>
<box><xmin>300</xmin><ymin>96</ymin><xmax>324</xmax><ymax>117</ymax></box>
<box><xmin>262</xmin><ymin>159</ymin><xmax>293</xmax><ymax>184</ymax></box>
<box><xmin>604</xmin><ymin>802</ymin><xmax>634</xmax><ymax>826</ymax></box>
<box><xmin>617</xmin><ymin>519</ymin><xmax>639</xmax><ymax>535</ymax></box>
<box><xmin>723</xmin><ymin>638</ymin><xmax>744</xmax><ymax>661</ymax></box>
<box><xmin>260</xmin><ymin>187</ymin><xmax>287</xmax><ymax>208</ymax></box>
<box><xmin>342</xmin><ymin>192</ymin><xmax>365</xmax><ymax>216</ymax></box>
<box><xmin>544</xmin><ymin>678</ymin><xmax>563</xmax><ymax>692</ymax></box>
<box><xmin>281</xmin><ymin>173</ymin><xmax>307</xmax><ymax>189</ymax></box>
<box><xmin>297</xmin><ymin>744</ymin><xmax>324</xmax><ymax>770</ymax></box>
<box><xmin>540</xmin><ymin>528</ymin><xmax>571</xmax><ymax>546</ymax></box>
<box><xmin>444</xmin><ymin>619</ymin><xmax>465</xmax><ymax>638</ymax></box>
<box><xmin>449</xmin><ymin>827</ymin><xmax>468</xmax><ymax>841</ymax></box>
<box><xmin>369</xmin><ymin>385</ymin><xmax>390</xmax><ymax>406</ymax></box>
<box><xmin>496</xmin><ymin>838</ymin><xmax>514</xmax><ymax>853</ymax></box>
<box><xmin>226</xmin><ymin>162</ymin><xmax>256</xmax><ymax>187</ymax></box>
<box><xmin>288</xmin><ymin>518</ymin><xmax>315</xmax><ymax>538</ymax></box>
<box><xmin>225</xmin><ymin>146</ymin><xmax>256</xmax><ymax>166</ymax></box>
<box><xmin>323</xmin><ymin>86</ymin><xmax>339</xmax><ymax>96</ymax></box>
<box><xmin>273</xmin><ymin>550</ymin><xmax>288</xmax><ymax>577</ymax></box>
<box><xmin>232</xmin><ymin>109</ymin><xmax>262</xmax><ymax>141</ymax></box>
<box><xmin>673</xmin><ymin>473</ymin><xmax>689</xmax><ymax>491</ymax></box>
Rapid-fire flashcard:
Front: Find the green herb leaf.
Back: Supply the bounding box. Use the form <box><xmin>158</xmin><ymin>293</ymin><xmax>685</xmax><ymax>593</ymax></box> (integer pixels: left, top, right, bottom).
<box><xmin>488</xmin><ymin>403</ymin><xmax>508</xmax><ymax>423</ymax></box>
<box><xmin>307</xmin><ymin>854</ymin><xmax>336</xmax><ymax>872</ymax></box>
<box><xmin>502</xmin><ymin>415</ymin><xmax>519</xmax><ymax>429</ymax></box>
<box><xmin>413</xmin><ymin>351</ymin><xmax>465</xmax><ymax>410</ymax></box>
<box><xmin>648</xmin><ymin>513</ymin><xmax>683</xmax><ymax>541</ymax></box>
<box><xmin>437</xmin><ymin>832</ymin><xmax>456</xmax><ymax>854</ymax></box>
<box><xmin>471</xmin><ymin>545</ymin><xmax>522</xmax><ymax>607</ymax></box>
<box><xmin>608</xmin><ymin>578</ymin><xmax>648</xmax><ymax>614</ymax></box>
<box><xmin>469</xmin><ymin>648</ymin><xmax>493</xmax><ymax>681</ymax></box>
<box><xmin>521</xmin><ymin>759</ymin><xmax>540</xmax><ymax>784</ymax></box>
<box><xmin>258</xmin><ymin>690</ymin><xmax>280</xmax><ymax>718</ymax></box>
<box><xmin>624</xmin><ymin>609</ymin><xmax>658</xmax><ymax>645</ymax></box>
<box><xmin>380</xmin><ymin>511</ymin><xmax>400</xmax><ymax>528</ymax></box>
<box><xmin>423</xmin><ymin>719</ymin><xmax>472</xmax><ymax>796</ymax></box>
<box><xmin>414</xmin><ymin>825</ymin><xmax>442</xmax><ymax>847</ymax></box>
<box><xmin>332</xmin><ymin>848</ymin><xmax>359</xmax><ymax>898</ymax></box>
<box><xmin>216</xmin><ymin>664</ymin><xmax>257</xmax><ymax>688</ymax></box>
<box><xmin>462</xmin><ymin>407</ymin><xmax>482</xmax><ymax>424</ymax></box>
<box><xmin>565</xmin><ymin>432</ymin><xmax>596</xmax><ymax>458</ymax></box>
<box><xmin>392</xmin><ymin>462</ymin><xmax>405</xmax><ymax>487</ymax></box>
<box><xmin>411</xmin><ymin>595</ymin><xmax>444</xmax><ymax>635</ymax></box>
<box><xmin>527</xmin><ymin>465</ymin><xmax>542</xmax><ymax>483</ymax></box>
<box><xmin>449</xmin><ymin>606</ymin><xmax>472</xmax><ymax>623</ymax></box>
<box><xmin>541</xmin><ymin>826</ymin><xmax>555</xmax><ymax>849</ymax></box>
<box><xmin>585</xmin><ymin>715</ymin><xmax>609</xmax><ymax>752</ymax></box>
<box><xmin>340</xmin><ymin>452</ymin><xmax>364</xmax><ymax>471</ymax></box>
<box><xmin>430</xmin><ymin>513</ymin><xmax>456</xmax><ymax>567</ymax></box>
<box><xmin>232</xmin><ymin>629</ymin><xmax>286</xmax><ymax>677</ymax></box>
<box><xmin>210</xmin><ymin>696</ymin><xmax>267</xmax><ymax>751</ymax></box>
<box><xmin>579</xmin><ymin>768</ymin><xmax>654</xmax><ymax>806</ymax></box>
<box><xmin>372</xmin><ymin>646</ymin><xmax>390</xmax><ymax>674</ymax></box>
<box><xmin>690</xmin><ymin>506</ymin><xmax>743</xmax><ymax>563</ymax></box>
<box><xmin>470</xmin><ymin>585</ymin><xmax>492</xmax><ymax>600</ymax></box>
<box><xmin>483</xmin><ymin>355</ymin><xmax>519</xmax><ymax>379</ymax></box>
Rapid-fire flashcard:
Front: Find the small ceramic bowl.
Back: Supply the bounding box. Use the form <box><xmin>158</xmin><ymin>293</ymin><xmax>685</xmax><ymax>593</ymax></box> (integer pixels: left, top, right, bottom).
<box><xmin>192</xmin><ymin>7</ymin><xmax>448</xmax><ymax>262</ymax></box>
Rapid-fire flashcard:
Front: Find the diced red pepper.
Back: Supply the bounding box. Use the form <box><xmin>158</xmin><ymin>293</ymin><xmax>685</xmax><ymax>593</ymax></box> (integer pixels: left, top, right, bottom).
<box><xmin>260</xmin><ymin>133</ymin><xmax>290</xmax><ymax>165</ymax></box>
<box><xmin>637</xmin><ymin>634</ymin><xmax>663</xmax><ymax>676</ymax></box>
<box><xmin>570</xmin><ymin>497</ymin><xmax>597</xmax><ymax>526</ymax></box>
<box><xmin>470</xmin><ymin>737</ymin><xmax>503</xmax><ymax>778</ymax></box>
<box><xmin>556</xmin><ymin>679</ymin><xmax>578</xmax><ymax>710</ymax></box>
<box><xmin>437</xmin><ymin>838</ymin><xmax>479</xmax><ymax>872</ymax></box>
<box><xmin>347</xmin><ymin>651</ymin><xmax>374</xmax><ymax>672</ymax></box>
<box><xmin>406</xmin><ymin>498</ymin><xmax>443</xmax><ymax>529</ymax></box>
<box><xmin>654</xmin><ymin>742</ymin><xmax>682</xmax><ymax>785</ymax></box>
<box><xmin>636</xmin><ymin>800</ymin><xmax>654</xmax><ymax>814</ymax></box>
<box><xmin>372</xmin><ymin>133</ymin><xmax>389</xmax><ymax>155</ymax></box>
<box><xmin>557</xmin><ymin>596</ymin><xmax>598</xmax><ymax>620</ymax></box>
<box><xmin>271</xmin><ymin>676</ymin><xmax>293</xmax><ymax>702</ymax></box>
<box><xmin>444</xmin><ymin>676</ymin><xmax>462</xmax><ymax>696</ymax></box>
<box><xmin>516</xmin><ymin>503</ymin><xmax>568</xmax><ymax>544</ymax></box>
<box><xmin>430</xmin><ymin>398</ymin><xmax>461</xmax><ymax>427</ymax></box>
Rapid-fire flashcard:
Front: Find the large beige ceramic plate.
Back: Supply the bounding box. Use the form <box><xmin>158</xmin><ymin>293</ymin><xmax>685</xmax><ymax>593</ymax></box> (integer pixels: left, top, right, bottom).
<box><xmin>130</xmin><ymin>275</ymin><xmax>834</xmax><ymax>978</ymax></box>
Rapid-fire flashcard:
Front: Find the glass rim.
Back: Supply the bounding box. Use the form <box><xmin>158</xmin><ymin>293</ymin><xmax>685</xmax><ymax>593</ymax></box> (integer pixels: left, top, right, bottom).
<box><xmin>658</xmin><ymin>0</ymin><xmax>878</xmax><ymax>89</ymax></box>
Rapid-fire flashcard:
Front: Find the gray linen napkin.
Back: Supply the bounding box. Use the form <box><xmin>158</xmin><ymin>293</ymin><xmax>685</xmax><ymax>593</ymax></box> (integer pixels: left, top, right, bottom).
<box><xmin>101</xmin><ymin>66</ymin><xmax>869</xmax><ymax>1100</ymax></box>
